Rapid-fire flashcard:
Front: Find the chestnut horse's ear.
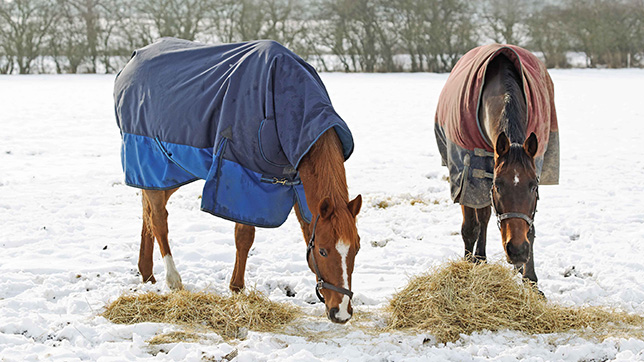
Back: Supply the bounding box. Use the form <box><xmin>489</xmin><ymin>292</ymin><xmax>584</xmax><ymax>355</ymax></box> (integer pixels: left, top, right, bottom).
<box><xmin>347</xmin><ymin>194</ymin><xmax>362</xmax><ymax>218</ymax></box>
<box><xmin>495</xmin><ymin>132</ymin><xmax>510</xmax><ymax>158</ymax></box>
<box><xmin>523</xmin><ymin>132</ymin><xmax>538</xmax><ymax>158</ymax></box>
<box><xmin>318</xmin><ymin>197</ymin><xmax>334</xmax><ymax>219</ymax></box>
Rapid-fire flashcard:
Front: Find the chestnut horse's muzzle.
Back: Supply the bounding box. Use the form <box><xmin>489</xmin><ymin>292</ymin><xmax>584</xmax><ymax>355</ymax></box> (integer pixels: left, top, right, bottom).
<box><xmin>306</xmin><ymin>215</ymin><xmax>354</xmax><ymax>303</ymax></box>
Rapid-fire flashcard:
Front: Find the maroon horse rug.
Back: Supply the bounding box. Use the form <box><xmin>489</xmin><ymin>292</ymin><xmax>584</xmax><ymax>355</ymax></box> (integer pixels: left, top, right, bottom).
<box><xmin>435</xmin><ymin>44</ymin><xmax>559</xmax><ymax>208</ymax></box>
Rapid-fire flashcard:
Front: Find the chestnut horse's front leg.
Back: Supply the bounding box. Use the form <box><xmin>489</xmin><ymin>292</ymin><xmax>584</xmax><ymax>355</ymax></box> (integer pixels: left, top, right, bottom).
<box><xmin>141</xmin><ymin>188</ymin><xmax>182</xmax><ymax>291</ymax></box>
<box><xmin>230</xmin><ymin>223</ymin><xmax>255</xmax><ymax>293</ymax></box>
<box><xmin>139</xmin><ymin>198</ymin><xmax>156</xmax><ymax>284</ymax></box>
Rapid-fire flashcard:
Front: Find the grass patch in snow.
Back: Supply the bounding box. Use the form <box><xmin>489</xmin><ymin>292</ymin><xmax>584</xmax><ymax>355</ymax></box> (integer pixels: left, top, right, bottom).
<box><xmin>102</xmin><ymin>289</ymin><xmax>300</xmax><ymax>340</ymax></box>
<box><xmin>386</xmin><ymin>259</ymin><xmax>644</xmax><ymax>343</ymax></box>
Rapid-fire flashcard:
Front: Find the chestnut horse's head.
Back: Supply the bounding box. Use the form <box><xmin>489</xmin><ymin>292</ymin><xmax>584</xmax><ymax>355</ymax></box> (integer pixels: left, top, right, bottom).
<box><xmin>307</xmin><ymin>194</ymin><xmax>362</xmax><ymax>323</ymax></box>
<box><xmin>492</xmin><ymin>132</ymin><xmax>539</xmax><ymax>266</ymax></box>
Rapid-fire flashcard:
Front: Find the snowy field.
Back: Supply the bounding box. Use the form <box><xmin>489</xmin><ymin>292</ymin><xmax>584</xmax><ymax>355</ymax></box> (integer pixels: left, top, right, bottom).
<box><xmin>1</xmin><ymin>70</ymin><xmax>644</xmax><ymax>361</ymax></box>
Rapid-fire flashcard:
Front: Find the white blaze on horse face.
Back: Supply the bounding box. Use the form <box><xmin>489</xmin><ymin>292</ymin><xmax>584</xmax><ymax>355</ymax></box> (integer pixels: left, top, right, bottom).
<box><xmin>335</xmin><ymin>239</ymin><xmax>352</xmax><ymax>322</ymax></box>
<box><xmin>513</xmin><ymin>169</ymin><xmax>520</xmax><ymax>186</ymax></box>
<box><xmin>163</xmin><ymin>254</ymin><xmax>183</xmax><ymax>291</ymax></box>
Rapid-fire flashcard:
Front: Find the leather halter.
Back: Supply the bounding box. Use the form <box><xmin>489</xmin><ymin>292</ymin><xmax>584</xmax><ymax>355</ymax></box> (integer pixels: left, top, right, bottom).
<box><xmin>306</xmin><ymin>215</ymin><xmax>354</xmax><ymax>303</ymax></box>
<box><xmin>490</xmin><ymin>180</ymin><xmax>539</xmax><ymax>230</ymax></box>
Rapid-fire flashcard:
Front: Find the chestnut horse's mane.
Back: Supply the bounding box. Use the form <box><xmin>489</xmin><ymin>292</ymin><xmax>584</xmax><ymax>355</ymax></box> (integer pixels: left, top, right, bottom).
<box><xmin>301</xmin><ymin>130</ymin><xmax>358</xmax><ymax>242</ymax></box>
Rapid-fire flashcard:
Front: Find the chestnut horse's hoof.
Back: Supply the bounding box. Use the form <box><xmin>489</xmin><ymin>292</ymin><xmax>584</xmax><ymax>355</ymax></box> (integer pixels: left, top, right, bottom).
<box><xmin>142</xmin><ymin>274</ymin><xmax>156</xmax><ymax>284</ymax></box>
<box><xmin>166</xmin><ymin>274</ymin><xmax>183</xmax><ymax>291</ymax></box>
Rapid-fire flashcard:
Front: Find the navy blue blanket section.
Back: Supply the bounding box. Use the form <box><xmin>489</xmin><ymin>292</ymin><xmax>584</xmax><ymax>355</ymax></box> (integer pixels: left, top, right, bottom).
<box><xmin>115</xmin><ymin>38</ymin><xmax>354</xmax><ymax>227</ymax></box>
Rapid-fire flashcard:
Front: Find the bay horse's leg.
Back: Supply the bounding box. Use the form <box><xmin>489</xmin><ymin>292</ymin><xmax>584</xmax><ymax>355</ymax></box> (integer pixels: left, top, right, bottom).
<box><xmin>461</xmin><ymin>205</ymin><xmax>479</xmax><ymax>261</ymax></box>
<box><xmin>139</xmin><ymin>194</ymin><xmax>156</xmax><ymax>284</ymax></box>
<box><xmin>230</xmin><ymin>223</ymin><xmax>255</xmax><ymax>293</ymax></box>
<box><xmin>473</xmin><ymin>206</ymin><xmax>491</xmax><ymax>262</ymax></box>
<box><xmin>142</xmin><ymin>188</ymin><xmax>183</xmax><ymax>291</ymax></box>
<box><xmin>521</xmin><ymin>225</ymin><xmax>538</xmax><ymax>284</ymax></box>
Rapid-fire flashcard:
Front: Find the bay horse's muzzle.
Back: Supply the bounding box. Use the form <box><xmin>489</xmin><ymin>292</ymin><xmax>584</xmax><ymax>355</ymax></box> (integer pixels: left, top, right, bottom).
<box><xmin>506</xmin><ymin>239</ymin><xmax>530</xmax><ymax>265</ymax></box>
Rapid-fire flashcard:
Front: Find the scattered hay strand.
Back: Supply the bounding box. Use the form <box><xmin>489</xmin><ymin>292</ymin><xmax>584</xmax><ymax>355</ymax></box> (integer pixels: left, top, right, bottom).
<box><xmin>387</xmin><ymin>259</ymin><xmax>644</xmax><ymax>343</ymax></box>
<box><xmin>102</xmin><ymin>289</ymin><xmax>300</xmax><ymax>339</ymax></box>
<box><xmin>147</xmin><ymin>331</ymin><xmax>204</xmax><ymax>345</ymax></box>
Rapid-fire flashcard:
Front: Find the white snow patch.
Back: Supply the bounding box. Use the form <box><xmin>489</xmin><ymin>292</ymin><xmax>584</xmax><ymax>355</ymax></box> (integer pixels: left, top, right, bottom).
<box><xmin>1</xmin><ymin>71</ymin><xmax>644</xmax><ymax>360</ymax></box>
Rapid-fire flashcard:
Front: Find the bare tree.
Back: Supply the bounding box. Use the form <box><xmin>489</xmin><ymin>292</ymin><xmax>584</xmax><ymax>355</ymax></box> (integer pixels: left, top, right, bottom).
<box><xmin>387</xmin><ymin>0</ymin><xmax>427</xmax><ymax>71</ymax></box>
<box><xmin>0</xmin><ymin>0</ymin><xmax>58</xmax><ymax>74</ymax></box>
<box><xmin>480</xmin><ymin>0</ymin><xmax>533</xmax><ymax>45</ymax></box>
<box><xmin>422</xmin><ymin>0</ymin><xmax>477</xmax><ymax>72</ymax></box>
<box><xmin>526</xmin><ymin>4</ymin><xmax>570</xmax><ymax>68</ymax></box>
<box><xmin>132</xmin><ymin>0</ymin><xmax>214</xmax><ymax>41</ymax></box>
<box><xmin>562</xmin><ymin>0</ymin><xmax>644</xmax><ymax>68</ymax></box>
<box><xmin>49</xmin><ymin>2</ymin><xmax>87</xmax><ymax>73</ymax></box>
<box><xmin>59</xmin><ymin>0</ymin><xmax>102</xmax><ymax>72</ymax></box>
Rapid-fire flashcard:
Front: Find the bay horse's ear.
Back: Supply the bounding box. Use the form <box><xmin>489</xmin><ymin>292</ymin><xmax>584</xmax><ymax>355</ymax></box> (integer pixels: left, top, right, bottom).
<box><xmin>347</xmin><ymin>194</ymin><xmax>362</xmax><ymax>218</ymax></box>
<box><xmin>523</xmin><ymin>132</ymin><xmax>538</xmax><ymax>158</ymax></box>
<box><xmin>318</xmin><ymin>197</ymin><xmax>334</xmax><ymax>219</ymax></box>
<box><xmin>495</xmin><ymin>132</ymin><xmax>510</xmax><ymax>158</ymax></box>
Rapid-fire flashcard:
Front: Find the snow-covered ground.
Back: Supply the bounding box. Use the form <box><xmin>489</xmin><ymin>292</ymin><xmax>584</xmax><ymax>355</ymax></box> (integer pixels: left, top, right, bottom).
<box><xmin>1</xmin><ymin>70</ymin><xmax>644</xmax><ymax>361</ymax></box>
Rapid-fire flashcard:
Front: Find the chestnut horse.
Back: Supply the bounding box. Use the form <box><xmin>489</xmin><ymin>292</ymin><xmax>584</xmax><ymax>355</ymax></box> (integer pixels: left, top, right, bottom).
<box><xmin>117</xmin><ymin>39</ymin><xmax>362</xmax><ymax>324</ymax></box>
<box><xmin>436</xmin><ymin>45</ymin><xmax>559</xmax><ymax>288</ymax></box>
<box><xmin>139</xmin><ymin>129</ymin><xmax>361</xmax><ymax>323</ymax></box>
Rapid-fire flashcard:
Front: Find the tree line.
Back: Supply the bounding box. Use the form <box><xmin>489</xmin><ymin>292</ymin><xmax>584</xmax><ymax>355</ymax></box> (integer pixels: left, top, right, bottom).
<box><xmin>1</xmin><ymin>0</ymin><xmax>643</xmax><ymax>74</ymax></box>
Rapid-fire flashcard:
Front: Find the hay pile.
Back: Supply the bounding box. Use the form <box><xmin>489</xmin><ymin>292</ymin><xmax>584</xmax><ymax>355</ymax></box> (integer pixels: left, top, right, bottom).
<box><xmin>387</xmin><ymin>259</ymin><xmax>644</xmax><ymax>343</ymax></box>
<box><xmin>102</xmin><ymin>289</ymin><xmax>299</xmax><ymax>339</ymax></box>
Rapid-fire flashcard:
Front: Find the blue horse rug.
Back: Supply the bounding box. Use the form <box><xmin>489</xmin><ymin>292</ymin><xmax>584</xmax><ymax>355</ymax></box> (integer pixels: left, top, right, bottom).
<box><xmin>114</xmin><ymin>38</ymin><xmax>354</xmax><ymax>227</ymax></box>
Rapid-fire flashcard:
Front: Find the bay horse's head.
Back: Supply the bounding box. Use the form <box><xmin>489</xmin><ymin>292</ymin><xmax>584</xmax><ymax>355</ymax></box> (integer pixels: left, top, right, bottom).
<box><xmin>307</xmin><ymin>195</ymin><xmax>362</xmax><ymax>323</ymax></box>
<box><xmin>492</xmin><ymin>132</ymin><xmax>539</xmax><ymax>266</ymax></box>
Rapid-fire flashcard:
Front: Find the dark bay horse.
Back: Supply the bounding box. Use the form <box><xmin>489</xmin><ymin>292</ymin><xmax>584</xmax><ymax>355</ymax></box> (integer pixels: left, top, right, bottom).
<box><xmin>476</xmin><ymin>54</ymin><xmax>539</xmax><ymax>281</ymax></box>
<box><xmin>435</xmin><ymin>44</ymin><xmax>559</xmax><ymax>287</ymax></box>
<box><xmin>115</xmin><ymin>39</ymin><xmax>362</xmax><ymax>323</ymax></box>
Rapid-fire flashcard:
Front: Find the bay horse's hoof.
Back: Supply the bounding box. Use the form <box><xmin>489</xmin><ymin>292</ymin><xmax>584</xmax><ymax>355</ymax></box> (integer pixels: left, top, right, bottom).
<box><xmin>523</xmin><ymin>279</ymin><xmax>546</xmax><ymax>300</ymax></box>
<box><xmin>229</xmin><ymin>284</ymin><xmax>244</xmax><ymax>293</ymax></box>
<box><xmin>464</xmin><ymin>254</ymin><xmax>486</xmax><ymax>264</ymax></box>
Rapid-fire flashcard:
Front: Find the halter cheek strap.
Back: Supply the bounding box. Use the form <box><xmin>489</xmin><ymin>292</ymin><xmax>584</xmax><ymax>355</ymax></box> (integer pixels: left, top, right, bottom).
<box><xmin>491</xmin><ymin>184</ymin><xmax>539</xmax><ymax>230</ymax></box>
<box><xmin>497</xmin><ymin>212</ymin><xmax>533</xmax><ymax>227</ymax></box>
<box><xmin>306</xmin><ymin>215</ymin><xmax>354</xmax><ymax>303</ymax></box>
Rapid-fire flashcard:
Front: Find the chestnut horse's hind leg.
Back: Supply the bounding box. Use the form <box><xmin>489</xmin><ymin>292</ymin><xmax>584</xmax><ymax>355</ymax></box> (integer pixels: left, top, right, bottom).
<box><xmin>141</xmin><ymin>188</ymin><xmax>183</xmax><ymax>291</ymax></box>
<box><xmin>230</xmin><ymin>223</ymin><xmax>256</xmax><ymax>293</ymax></box>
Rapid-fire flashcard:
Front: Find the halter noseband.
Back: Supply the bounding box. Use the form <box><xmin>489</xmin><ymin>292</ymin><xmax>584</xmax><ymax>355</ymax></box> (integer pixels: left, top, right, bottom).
<box><xmin>306</xmin><ymin>215</ymin><xmax>354</xmax><ymax>303</ymax></box>
<box><xmin>490</xmin><ymin>180</ymin><xmax>539</xmax><ymax>230</ymax></box>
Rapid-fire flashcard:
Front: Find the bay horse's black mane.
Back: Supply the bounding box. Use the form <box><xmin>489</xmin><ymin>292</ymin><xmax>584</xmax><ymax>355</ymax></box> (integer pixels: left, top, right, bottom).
<box><xmin>493</xmin><ymin>54</ymin><xmax>527</xmax><ymax>144</ymax></box>
<box><xmin>489</xmin><ymin>54</ymin><xmax>533</xmax><ymax>169</ymax></box>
